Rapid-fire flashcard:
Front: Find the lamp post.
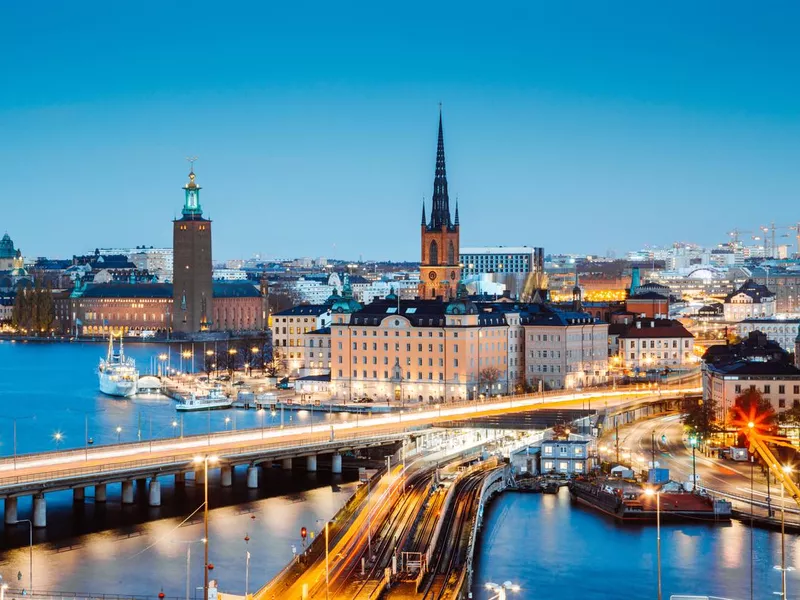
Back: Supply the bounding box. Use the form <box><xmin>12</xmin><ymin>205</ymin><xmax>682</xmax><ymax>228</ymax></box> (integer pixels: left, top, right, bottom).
<box><xmin>315</xmin><ymin>519</ymin><xmax>330</xmax><ymax>600</ymax></box>
<box><xmin>13</xmin><ymin>519</ymin><xmax>33</xmax><ymax>593</ymax></box>
<box><xmin>485</xmin><ymin>581</ymin><xmax>521</xmax><ymax>600</ymax></box>
<box><xmin>775</xmin><ymin>464</ymin><xmax>796</xmax><ymax>600</ymax></box>
<box><xmin>116</xmin><ymin>426</ymin><xmax>122</xmax><ymax>443</ymax></box>
<box><xmin>689</xmin><ymin>435</ymin><xmax>698</xmax><ymax>492</ymax></box>
<box><xmin>53</xmin><ymin>431</ymin><xmax>63</xmax><ymax>450</ymax></box>
<box><xmin>193</xmin><ymin>455</ymin><xmax>219</xmax><ymax>600</ymax></box>
<box><xmin>644</xmin><ymin>488</ymin><xmax>662</xmax><ymax>600</ymax></box>
<box><xmin>173</xmin><ymin>538</ymin><xmax>206</xmax><ymax>600</ymax></box>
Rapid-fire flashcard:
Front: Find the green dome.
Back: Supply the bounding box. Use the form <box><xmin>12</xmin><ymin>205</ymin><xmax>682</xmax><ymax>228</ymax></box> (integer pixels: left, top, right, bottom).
<box><xmin>0</xmin><ymin>233</ymin><xmax>15</xmax><ymax>260</ymax></box>
<box><xmin>331</xmin><ymin>276</ymin><xmax>362</xmax><ymax>313</ymax></box>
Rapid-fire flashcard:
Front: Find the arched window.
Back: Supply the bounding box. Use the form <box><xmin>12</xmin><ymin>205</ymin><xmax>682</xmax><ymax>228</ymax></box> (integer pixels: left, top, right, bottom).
<box><xmin>447</xmin><ymin>240</ymin><xmax>455</xmax><ymax>265</ymax></box>
<box><xmin>429</xmin><ymin>240</ymin><xmax>439</xmax><ymax>265</ymax></box>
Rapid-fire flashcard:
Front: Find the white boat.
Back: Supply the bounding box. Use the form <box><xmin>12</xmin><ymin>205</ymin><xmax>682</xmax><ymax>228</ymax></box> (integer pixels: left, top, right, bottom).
<box><xmin>176</xmin><ymin>386</ymin><xmax>232</xmax><ymax>411</ymax></box>
<box><xmin>98</xmin><ymin>334</ymin><xmax>139</xmax><ymax>397</ymax></box>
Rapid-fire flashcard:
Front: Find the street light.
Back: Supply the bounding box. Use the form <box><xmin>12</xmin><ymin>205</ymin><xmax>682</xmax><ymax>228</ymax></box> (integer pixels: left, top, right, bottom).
<box><xmin>689</xmin><ymin>435</ymin><xmax>698</xmax><ymax>492</ymax></box>
<box><xmin>193</xmin><ymin>455</ymin><xmax>219</xmax><ymax>600</ymax></box>
<box><xmin>173</xmin><ymin>538</ymin><xmax>206</xmax><ymax>600</ymax></box>
<box><xmin>53</xmin><ymin>431</ymin><xmax>63</xmax><ymax>449</ymax></box>
<box><xmin>13</xmin><ymin>519</ymin><xmax>33</xmax><ymax>593</ymax></box>
<box><xmin>775</xmin><ymin>464</ymin><xmax>796</xmax><ymax>600</ymax></box>
<box><xmin>116</xmin><ymin>425</ymin><xmax>122</xmax><ymax>443</ymax></box>
<box><xmin>644</xmin><ymin>488</ymin><xmax>662</xmax><ymax>600</ymax></box>
<box><xmin>485</xmin><ymin>581</ymin><xmax>521</xmax><ymax>600</ymax></box>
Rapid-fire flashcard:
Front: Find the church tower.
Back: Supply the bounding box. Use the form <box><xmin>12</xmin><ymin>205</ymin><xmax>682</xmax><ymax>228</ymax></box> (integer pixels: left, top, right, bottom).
<box><xmin>419</xmin><ymin>108</ymin><xmax>460</xmax><ymax>300</ymax></box>
<box><xmin>172</xmin><ymin>162</ymin><xmax>213</xmax><ymax>333</ymax></box>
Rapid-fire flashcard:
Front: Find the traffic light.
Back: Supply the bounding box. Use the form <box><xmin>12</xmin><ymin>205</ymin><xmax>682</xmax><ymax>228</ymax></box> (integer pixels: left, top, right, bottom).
<box><xmin>689</xmin><ymin>436</ymin><xmax>697</xmax><ymax>447</ymax></box>
<box><xmin>300</xmin><ymin>526</ymin><xmax>307</xmax><ymax>540</ymax></box>
<box><xmin>661</xmin><ymin>434</ymin><xmax>667</xmax><ymax>444</ymax></box>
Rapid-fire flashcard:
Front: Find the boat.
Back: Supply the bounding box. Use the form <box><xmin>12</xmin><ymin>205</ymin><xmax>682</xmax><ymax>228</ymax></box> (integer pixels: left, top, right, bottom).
<box><xmin>98</xmin><ymin>333</ymin><xmax>139</xmax><ymax>397</ymax></box>
<box><xmin>568</xmin><ymin>478</ymin><xmax>731</xmax><ymax>522</ymax></box>
<box><xmin>176</xmin><ymin>386</ymin><xmax>233</xmax><ymax>411</ymax></box>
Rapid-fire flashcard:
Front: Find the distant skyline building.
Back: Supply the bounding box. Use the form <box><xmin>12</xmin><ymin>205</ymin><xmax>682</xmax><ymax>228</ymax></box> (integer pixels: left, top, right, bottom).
<box><xmin>419</xmin><ymin>109</ymin><xmax>461</xmax><ymax>300</ymax></box>
<box><xmin>172</xmin><ymin>164</ymin><xmax>213</xmax><ymax>333</ymax></box>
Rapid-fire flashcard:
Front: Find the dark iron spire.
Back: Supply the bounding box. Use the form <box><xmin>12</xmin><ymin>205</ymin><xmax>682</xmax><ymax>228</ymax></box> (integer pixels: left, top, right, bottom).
<box><xmin>428</xmin><ymin>105</ymin><xmax>452</xmax><ymax>230</ymax></box>
<box><xmin>454</xmin><ymin>197</ymin><xmax>459</xmax><ymax>226</ymax></box>
<box><xmin>421</xmin><ymin>198</ymin><xmax>427</xmax><ymax>226</ymax></box>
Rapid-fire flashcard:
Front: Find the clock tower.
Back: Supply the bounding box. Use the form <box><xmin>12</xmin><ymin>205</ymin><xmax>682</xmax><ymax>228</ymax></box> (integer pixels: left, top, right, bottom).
<box><xmin>419</xmin><ymin>108</ymin><xmax>460</xmax><ymax>300</ymax></box>
<box><xmin>172</xmin><ymin>162</ymin><xmax>213</xmax><ymax>333</ymax></box>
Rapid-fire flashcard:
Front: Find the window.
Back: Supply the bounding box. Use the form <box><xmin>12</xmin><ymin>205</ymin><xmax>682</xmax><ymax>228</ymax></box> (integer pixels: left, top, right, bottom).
<box><xmin>780</xmin><ymin>385</ymin><xmax>786</xmax><ymax>394</ymax></box>
<box><xmin>794</xmin><ymin>385</ymin><xmax>799</xmax><ymax>394</ymax></box>
<box><xmin>765</xmin><ymin>385</ymin><xmax>771</xmax><ymax>394</ymax></box>
<box><xmin>779</xmin><ymin>399</ymin><xmax>786</xmax><ymax>408</ymax></box>
<box><xmin>735</xmin><ymin>385</ymin><xmax>741</xmax><ymax>393</ymax></box>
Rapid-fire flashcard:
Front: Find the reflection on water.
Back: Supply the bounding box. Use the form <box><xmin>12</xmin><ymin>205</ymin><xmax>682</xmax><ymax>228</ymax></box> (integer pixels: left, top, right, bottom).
<box><xmin>0</xmin><ymin>473</ymin><xmax>360</xmax><ymax>596</ymax></box>
<box><xmin>474</xmin><ymin>490</ymin><xmax>800</xmax><ymax>600</ymax></box>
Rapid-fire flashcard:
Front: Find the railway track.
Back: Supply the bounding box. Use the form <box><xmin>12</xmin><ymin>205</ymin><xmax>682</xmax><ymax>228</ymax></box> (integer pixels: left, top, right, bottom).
<box><xmin>419</xmin><ymin>468</ymin><xmax>488</xmax><ymax>600</ymax></box>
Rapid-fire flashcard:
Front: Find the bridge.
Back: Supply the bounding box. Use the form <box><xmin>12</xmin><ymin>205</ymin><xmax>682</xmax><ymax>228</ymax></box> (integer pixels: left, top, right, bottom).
<box><xmin>0</xmin><ymin>385</ymin><xmax>699</xmax><ymax>528</ymax></box>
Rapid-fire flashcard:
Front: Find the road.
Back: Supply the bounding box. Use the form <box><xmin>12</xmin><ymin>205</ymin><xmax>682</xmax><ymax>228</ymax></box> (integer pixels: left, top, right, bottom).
<box><xmin>0</xmin><ymin>387</ymin><xmax>696</xmax><ymax>492</ymax></box>
<box><xmin>610</xmin><ymin>413</ymin><xmax>800</xmax><ymax>521</ymax></box>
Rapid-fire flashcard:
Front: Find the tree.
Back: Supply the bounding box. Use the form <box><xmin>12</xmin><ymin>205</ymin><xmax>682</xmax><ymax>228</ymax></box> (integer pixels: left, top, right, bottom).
<box><xmin>479</xmin><ymin>367</ymin><xmax>501</xmax><ymax>396</ymax></box>
<box><xmin>266</xmin><ymin>348</ymin><xmax>288</xmax><ymax>378</ymax></box>
<box><xmin>514</xmin><ymin>371</ymin><xmax>535</xmax><ymax>395</ymax></box>
<box><xmin>681</xmin><ymin>395</ymin><xmax>717</xmax><ymax>440</ymax></box>
<box><xmin>38</xmin><ymin>282</ymin><xmax>55</xmax><ymax>333</ymax></box>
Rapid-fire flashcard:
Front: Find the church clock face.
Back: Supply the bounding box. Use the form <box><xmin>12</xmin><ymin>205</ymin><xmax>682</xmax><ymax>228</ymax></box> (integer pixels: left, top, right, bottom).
<box><xmin>428</xmin><ymin>271</ymin><xmax>437</xmax><ymax>281</ymax></box>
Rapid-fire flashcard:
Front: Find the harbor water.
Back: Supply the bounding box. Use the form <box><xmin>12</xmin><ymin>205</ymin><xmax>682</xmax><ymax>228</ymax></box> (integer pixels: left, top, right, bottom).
<box><xmin>3</xmin><ymin>341</ymin><xmax>800</xmax><ymax>599</ymax></box>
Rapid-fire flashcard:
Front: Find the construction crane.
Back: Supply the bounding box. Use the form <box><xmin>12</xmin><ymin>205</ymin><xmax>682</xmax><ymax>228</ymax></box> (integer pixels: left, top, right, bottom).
<box><xmin>727</xmin><ymin>228</ymin><xmax>753</xmax><ymax>250</ymax></box>
<box><xmin>734</xmin><ymin>407</ymin><xmax>800</xmax><ymax>507</ymax></box>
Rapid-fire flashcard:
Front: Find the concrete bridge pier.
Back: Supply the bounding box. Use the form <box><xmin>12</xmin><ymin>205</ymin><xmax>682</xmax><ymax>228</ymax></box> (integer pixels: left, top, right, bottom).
<box><xmin>331</xmin><ymin>453</ymin><xmax>342</xmax><ymax>474</ymax></box>
<box><xmin>122</xmin><ymin>481</ymin><xmax>135</xmax><ymax>504</ymax></box>
<box><xmin>4</xmin><ymin>497</ymin><xmax>17</xmax><ymax>525</ymax></box>
<box><xmin>282</xmin><ymin>458</ymin><xmax>293</xmax><ymax>470</ymax></box>
<box><xmin>148</xmin><ymin>479</ymin><xmax>161</xmax><ymax>507</ymax></box>
<box><xmin>247</xmin><ymin>466</ymin><xmax>259</xmax><ymax>489</ymax></box>
<box><xmin>306</xmin><ymin>455</ymin><xmax>318</xmax><ymax>472</ymax></box>
<box><xmin>221</xmin><ymin>466</ymin><xmax>233</xmax><ymax>487</ymax></box>
<box><xmin>33</xmin><ymin>494</ymin><xmax>46</xmax><ymax>528</ymax></box>
<box><xmin>95</xmin><ymin>484</ymin><xmax>107</xmax><ymax>503</ymax></box>
<box><xmin>73</xmin><ymin>487</ymin><xmax>85</xmax><ymax>502</ymax></box>
<box><xmin>175</xmin><ymin>472</ymin><xmax>185</xmax><ymax>485</ymax></box>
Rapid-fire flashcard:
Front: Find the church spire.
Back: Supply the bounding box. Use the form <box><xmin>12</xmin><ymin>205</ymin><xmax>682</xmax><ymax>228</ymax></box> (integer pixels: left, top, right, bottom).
<box><xmin>428</xmin><ymin>105</ymin><xmax>452</xmax><ymax>231</ymax></box>
<box><xmin>454</xmin><ymin>198</ymin><xmax>459</xmax><ymax>226</ymax></box>
<box><xmin>421</xmin><ymin>198</ymin><xmax>427</xmax><ymax>226</ymax></box>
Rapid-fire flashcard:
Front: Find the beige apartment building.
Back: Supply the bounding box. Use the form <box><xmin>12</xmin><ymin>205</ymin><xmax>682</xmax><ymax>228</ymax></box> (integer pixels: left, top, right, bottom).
<box><xmin>320</xmin><ymin>293</ymin><xmax>609</xmax><ymax>403</ymax></box>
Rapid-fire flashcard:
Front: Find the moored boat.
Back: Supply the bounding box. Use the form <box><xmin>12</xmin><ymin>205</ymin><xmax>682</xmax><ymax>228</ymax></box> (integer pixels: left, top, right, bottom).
<box><xmin>176</xmin><ymin>386</ymin><xmax>232</xmax><ymax>411</ymax></box>
<box><xmin>98</xmin><ymin>333</ymin><xmax>139</xmax><ymax>397</ymax></box>
<box><xmin>569</xmin><ymin>478</ymin><xmax>731</xmax><ymax>522</ymax></box>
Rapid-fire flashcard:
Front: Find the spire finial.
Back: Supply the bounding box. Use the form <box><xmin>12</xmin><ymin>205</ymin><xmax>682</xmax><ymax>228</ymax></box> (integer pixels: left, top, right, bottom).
<box><xmin>186</xmin><ymin>156</ymin><xmax>198</xmax><ymax>174</ymax></box>
<box><xmin>430</xmin><ymin>105</ymin><xmax>451</xmax><ymax>231</ymax></box>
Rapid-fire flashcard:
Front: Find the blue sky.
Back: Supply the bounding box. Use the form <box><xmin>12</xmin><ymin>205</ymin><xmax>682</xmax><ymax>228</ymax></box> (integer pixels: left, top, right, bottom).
<box><xmin>2</xmin><ymin>1</ymin><xmax>799</xmax><ymax>261</ymax></box>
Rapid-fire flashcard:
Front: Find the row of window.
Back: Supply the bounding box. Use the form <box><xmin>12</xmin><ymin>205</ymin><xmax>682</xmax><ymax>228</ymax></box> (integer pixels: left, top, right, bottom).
<box><xmin>734</xmin><ymin>384</ymin><xmax>800</xmax><ymax>395</ymax></box>
<box><xmin>628</xmin><ymin>340</ymin><xmax>691</xmax><ymax>349</ymax></box>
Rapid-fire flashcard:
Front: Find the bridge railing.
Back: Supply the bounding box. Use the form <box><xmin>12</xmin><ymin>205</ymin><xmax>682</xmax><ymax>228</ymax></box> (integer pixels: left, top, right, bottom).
<box><xmin>0</xmin><ymin>431</ymin><xmax>411</xmax><ymax>487</ymax></box>
<box><xmin>0</xmin><ymin>382</ymin><xmax>700</xmax><ymax>478</ymax></box>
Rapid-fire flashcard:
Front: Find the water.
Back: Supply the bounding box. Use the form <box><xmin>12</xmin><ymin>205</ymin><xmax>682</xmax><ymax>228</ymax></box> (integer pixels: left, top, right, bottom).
<box><xmin>0</xmin><ymin>340</ymin><xmax>341</xmax><ymax>455</ymax></box>
<box><xmin>474</xmin><ymin>490</ymin><xmax>800</xmax><ymax>600</ymax></box>
<box><xmin>0</xmin><ymin>341</ymin><xmax>362</xmax><ymax>596</ymax></box>
<box><xmin>5</xmin><ymin>342</ymin><xmax>800</xmax><ymax>598</ymax></box>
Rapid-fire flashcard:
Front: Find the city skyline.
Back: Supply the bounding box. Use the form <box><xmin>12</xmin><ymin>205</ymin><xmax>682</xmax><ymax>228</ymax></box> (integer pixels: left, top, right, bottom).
<box><xmin>2</xmin><ymin>2</ymin><xmax>800</xmax><ymax>261</ymax></box>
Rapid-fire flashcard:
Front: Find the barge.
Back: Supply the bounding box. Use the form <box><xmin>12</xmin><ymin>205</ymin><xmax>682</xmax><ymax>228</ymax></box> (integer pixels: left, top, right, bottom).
<box><xmin>569</xmin><ymin>478</ymin><xmax>731</xmax><ymax>522</ymax></box>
